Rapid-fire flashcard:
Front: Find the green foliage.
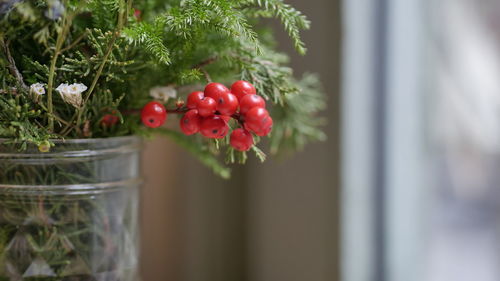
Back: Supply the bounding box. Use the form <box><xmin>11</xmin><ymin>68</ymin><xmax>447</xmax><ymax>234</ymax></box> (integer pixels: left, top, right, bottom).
<box><xmin>270</xmin><ymin>73</ymin><xmax>327</xmax><ymax>155</ymax></box>
<box><xmin>0</xmin><ymin>0</ymin><xmax>327</xmax><ymax>178</ymax></box>
<box><xmin>123</xmin><ymin>19</ymin><xmax>171</xmax><ymax>64</ymax></box>
<box><xmin>240</xmin><ymin>0</ymin><xmax>311</xmax><ymax>54</ymax></box>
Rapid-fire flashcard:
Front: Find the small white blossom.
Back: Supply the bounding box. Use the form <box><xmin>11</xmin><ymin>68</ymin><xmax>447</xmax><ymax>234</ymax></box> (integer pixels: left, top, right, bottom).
<box><xmin>56</xmin><ymin>83</ymin><xmax>87</xmax><ymax>108</ymax></box>
<box><xmin>149</xmin><ymin>86</ymin><xmax>177</xmax><ymax>103</ymax></box>
<box><xmin>30</xmin><ymin>83</ymin><xmax>46</xmax><ymax>96</ymax></box>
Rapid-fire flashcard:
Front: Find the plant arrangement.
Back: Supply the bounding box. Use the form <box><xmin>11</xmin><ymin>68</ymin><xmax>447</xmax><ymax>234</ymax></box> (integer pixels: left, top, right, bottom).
<box><xmin>0</xmin><ymin>0</ymin><xmax>326</xmax><ymax>279</ymax></box>
<box><xmin>0</xmin><ymin>0</ymin><xmax>326</xmax><ymax>178</ymax></box>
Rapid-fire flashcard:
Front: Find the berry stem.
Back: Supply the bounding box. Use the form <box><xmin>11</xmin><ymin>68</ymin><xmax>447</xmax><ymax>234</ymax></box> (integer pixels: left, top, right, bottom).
<box><xmin>125</xmin><ymin>106</ymin><xmax>244</xmax><ymax>124</ymax></box>
<box><xmin>122</xmin><ymin>107</ymin><xmax>190</xmax><ymax>115</ymax></box>
<box><xmin>231</xmin><ymin>113</ymin><xmax>245</xmax><ymax>126</ymax></box>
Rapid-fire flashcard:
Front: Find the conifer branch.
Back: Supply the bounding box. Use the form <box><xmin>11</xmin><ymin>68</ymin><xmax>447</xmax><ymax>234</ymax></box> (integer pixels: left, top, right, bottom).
<box><xmin>241</xmin><ymin>0</ymin><xmax>310</xmax><ymax>54</ymax></box>
<box><xmin>75</xmin><ymin>0</ymin><xmax>131</xmax><ymax>134</ymax></box>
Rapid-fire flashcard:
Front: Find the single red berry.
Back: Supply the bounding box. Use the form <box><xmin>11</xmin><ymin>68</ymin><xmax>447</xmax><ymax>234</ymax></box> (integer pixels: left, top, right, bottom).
<box><xmin>101</xmin><ymin>114</ymin><xmax>119</xmax><ymax>127</ymax></box>
<box><xmin>180</xmin><ymin>109</ymin><xmax>201</xmax><ymax>135</ymax></box>
<box><xmin>204</xmin><ymin>82</ymin><xmax>229</xmax><ymax>101</ymax></box>
<box><xmin>196</xmin><ymin>97</ymin><xmax>217</xmax><ymax>117</ymax></box>
<box><xmin>217</xmin><ymin>92</ymin><xmax>239</xmax><ymax>116</ymax></box>
<box><xmin>231</xmin><ymin>80</ymin><xmax>256</xmax><ymax>101</ymax></box>
<box><xmin>243</xmin><ymin>107</ymin><xmax>270</xmax><ymax>134</ymax></box>
<box><xmin>254</xmin><ymin>116</ymin><xmax>273</xmax><ymax>137</ymax></box>
<box><xmin>239</xmin><ymin>94</ymin><xmax>266</xmax><ymax>115</ymax></box>
<box><xmin>200</xmin><ymin>115</ymin><xmax>229</xmax><ymax>139</ymax></box>
<box><xmin>187</xmin><ymin>91</ymin><xmax>204</xmax><ymax>109</ymax></box>
<box><xmin>141</xmin><ymin>101</ymin><xmax>167</xmax><ymax>128</ymax></box>
<box><xmin>134</xmin><ymin>9</ymin><xmax>142</xmax><ymax>20</ymax></box>
<box><xmin>230</xmin><ymin>128</ymin><xmax>254</xmax><ymax>151</ymax></box>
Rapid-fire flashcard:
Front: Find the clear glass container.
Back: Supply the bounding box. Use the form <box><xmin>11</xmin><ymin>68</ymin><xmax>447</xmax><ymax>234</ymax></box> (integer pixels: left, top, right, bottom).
<box><xmin>0</xmin><ymin>136</ymin><xmax>142</xmax><ymax>281</ymax></box>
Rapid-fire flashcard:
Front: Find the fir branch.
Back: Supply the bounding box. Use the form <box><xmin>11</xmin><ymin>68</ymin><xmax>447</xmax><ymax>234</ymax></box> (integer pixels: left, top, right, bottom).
<box><xmin>269</xmin><ymin>73</ymin><xmax>327</xmax><ymax>155</ymax></box>
<box><xmin>227</xmin><ymin>49</ymin><xmax>296</xmax><ymax>105</ymax></box>
<box><xmin>123</xmin><ymin>19</ymin><xmax>171</xmax><ymax>64</ymax></box>
<box><xmin>163</xmin><ymin>0</ymin><xmax>262</xmax><ymax>53</ymax></box>
<box><xmin>73</xmin><ymin>0</ymin><xmax>131</xmax><ymax>135</ymax></box>
<box><xmin>241</xmin><ymin>0</ymin><xmax>311</xmax><ymax>54</ymax></box>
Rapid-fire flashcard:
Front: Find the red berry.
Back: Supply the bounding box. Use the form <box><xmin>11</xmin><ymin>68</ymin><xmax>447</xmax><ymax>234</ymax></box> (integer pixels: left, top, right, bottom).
<box><xmin>196</xmin><ymin>97</ymin><xmax>217</xmax><ymax>117</ymax></box>
<box><xmin>239</xmin><ymin>94</ymin><xmax>266</xmax><ymax>115</ymax></box>
<box><xmin>254</xmin><ymin>116</ymin><xmax>273</xmax><ymax>136</ymax></box>
<box><xmin>204</xmin><ymin>83</ymin><xmax>229</xmax><ymax>101</ymax></box>
<box><xmin>217</xmin><ymin>92</ymin><xmax>239</xmax><ymax>116</ymax></box>
<box><xmin>230</xmin><ymin>128</ymin><xmax>254</xmax><ymax>151</ymax></box>
<box><xmin>231</xmin><ymin>80</ymin><xmax>256</xmax><ymax>101</ymax></box>
<box><xmin>101</xmin><ymin>114</ymin><xmax>119</xmax><ymax>127</ymax></box>
<box><xmin>134</xmin><ymin>9</ymin><xmax>142</xmax><ymax>20</ymax></box>
<box><xmin>243</xmin><ymin>107</ymin><xmax>270</xmax><ymax>134</ymax></box>
<box><xmin>187</xmin><ymin>91</ymin><xmax>204</xmax><ymax>109</ymax></box>
<box><xmin>180</xmin><ymin>109</ymin><xmax>201</xmax><ymax>135</ymax></box>
<box><xmin>200</xmin><ymin>115</ymin><xmax>229</xmax><ymax>139</ymax></box>
<box><xmin>141</xmin><ymin>101</ymin><xmax>167</xmax><ymax>128</ymax></box>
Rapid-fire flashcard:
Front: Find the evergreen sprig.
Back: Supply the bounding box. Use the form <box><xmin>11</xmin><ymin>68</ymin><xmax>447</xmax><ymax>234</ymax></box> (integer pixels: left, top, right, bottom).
<box><xmin>0</xmin><ymin>0</ymin><xmax>326</xmax><ymax>177</ymax></box>
<box><xmin>239</xmin><ymin>0</ymin><xmax>310</xmax><ymax>54</ymax></box>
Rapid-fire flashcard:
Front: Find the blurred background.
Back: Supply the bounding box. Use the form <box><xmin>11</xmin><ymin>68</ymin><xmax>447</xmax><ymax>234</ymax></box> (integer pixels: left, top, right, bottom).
<box><xmin>139</xmin><ymin>0</ymin><xmax>500</xmax><ymax>280</ymax></box>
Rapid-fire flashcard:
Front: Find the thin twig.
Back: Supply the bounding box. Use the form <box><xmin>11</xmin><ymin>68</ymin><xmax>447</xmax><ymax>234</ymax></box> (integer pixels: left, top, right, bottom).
<box><xmin>46</xmin><ymin>13</ymin><xmax>76</xmax><ymax>132</ymax></box>
<box><xmin>199</xmin><ymin>68</ymin><xmax>212</xmax><ymax>83</ymax></box>
<box><xmin>191</xmin><ymin>56</ymin><xmax>218</xmax><ymax>69</ymax></box>
<box><xmin>0</xmin><ymin>87</ymin><xmax>19</xmax><ymax>95</ymax></box>
<box><xmin>60</xmin><ymin>30</ymin><xmax>88</xmax><ymax>53</ymax></box>
<box><xmin>37</xmin><ymin>103</ymin><xmax>70</xmax><ymax>126</ymax></box>
<box><xmin>1</xmin><ymin>38</ymin><xmax>28</xmax><ymax>91</ymax></box>
<box><xmin>192</xmin><ymin>57</ymin><xmax>218</xmax><ymax>83</ymax></box>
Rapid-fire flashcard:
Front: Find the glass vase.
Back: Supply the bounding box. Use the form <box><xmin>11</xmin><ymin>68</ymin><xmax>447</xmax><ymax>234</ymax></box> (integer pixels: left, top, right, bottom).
<box><xmin>0</xmin><ymin>136</ymin><xmax>142</xmax><ymax>281</ymax></box>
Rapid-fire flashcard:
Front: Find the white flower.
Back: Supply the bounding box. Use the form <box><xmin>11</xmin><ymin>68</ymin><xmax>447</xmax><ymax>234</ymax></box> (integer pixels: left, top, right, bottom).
<box><xmin>30</xmin><ymin>83</ymin><xmax>46</xmax><ymax>96</ymax></box>
<box><xmin>55</xmin><ymin>83</ymin><xmax>87</xmax><ymax>108</ymax></box>
<box><xmin>149</xmin><ymin>86</ymin><xmax>177</xmax><ymax>103</ymax></box>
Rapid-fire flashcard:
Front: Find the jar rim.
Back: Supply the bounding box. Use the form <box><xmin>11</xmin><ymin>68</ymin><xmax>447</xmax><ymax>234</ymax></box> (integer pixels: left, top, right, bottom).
<box><xmin>0</xmin><ymin>135</ymin><xmax>142</xmax><ymax>158</ymax></box>
<box><xmin>0</xmin><ymin>135</ymin><xmax>141</xmax><ymax>144</ymax></box>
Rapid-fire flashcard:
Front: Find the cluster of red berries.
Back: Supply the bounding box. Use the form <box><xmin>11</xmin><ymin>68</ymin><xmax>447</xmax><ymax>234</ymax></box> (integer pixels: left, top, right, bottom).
<box><xmin>140</xmin><ymin>80</ymin><xmax>273</xmax><ymax>152</ymax></box>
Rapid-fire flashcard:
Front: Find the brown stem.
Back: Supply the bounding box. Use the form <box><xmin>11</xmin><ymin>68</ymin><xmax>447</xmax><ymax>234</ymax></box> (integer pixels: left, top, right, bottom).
<box><xmin>122</xmin><ymin>107</ymin><xmax>190</xmax><ymax>115</ymax></box>
<box><xmin>123</xmin><ymin>106</ymin><xmax>243</xmax><ymax>124</ymax></box>
<box><xmin>199</xmin><ymin>68</ymin><xmax>212</xmax><ymax>83</ymax></box>
<box><xmin>191</xmin><ymin>56</ymin><xmax>218</xmax><ymax>83</ymax></box>
<box><xmin>60</xmin><ymin>30</ymin><xmax>88</xmax><ymax>53</ymax></box>
<box><xmin>191</xmin><ymin>56</ymin><xmax>218</xmax><ymax>69</ymax></box>
<box><xmin>0</xmin><ymin>87</ymin><xmax>19</xmax><ymax>95</ymax></box>
<box><xmin>231</xmin><ymin>113</ymin><xmax>244</xmax><ymax>126</ymax></box>
<box><xmin>1</xmin><ymin>39</ymin><xmax>28</xmax><ymax>91</ymax></box>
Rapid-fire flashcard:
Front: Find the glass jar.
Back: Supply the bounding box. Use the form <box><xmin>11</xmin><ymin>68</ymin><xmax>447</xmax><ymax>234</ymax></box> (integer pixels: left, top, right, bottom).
<box><xmin>0</xmin><ymin>136</ymin><xmax>142</xmax><ymax>281</ymax></box>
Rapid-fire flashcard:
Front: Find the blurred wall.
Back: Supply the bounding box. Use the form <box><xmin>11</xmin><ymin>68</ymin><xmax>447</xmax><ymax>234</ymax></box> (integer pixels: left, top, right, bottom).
<box><xmin>139</xmin><ymin>0</ymin><xmax>341</xmax><ymax>280</ymax></box>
